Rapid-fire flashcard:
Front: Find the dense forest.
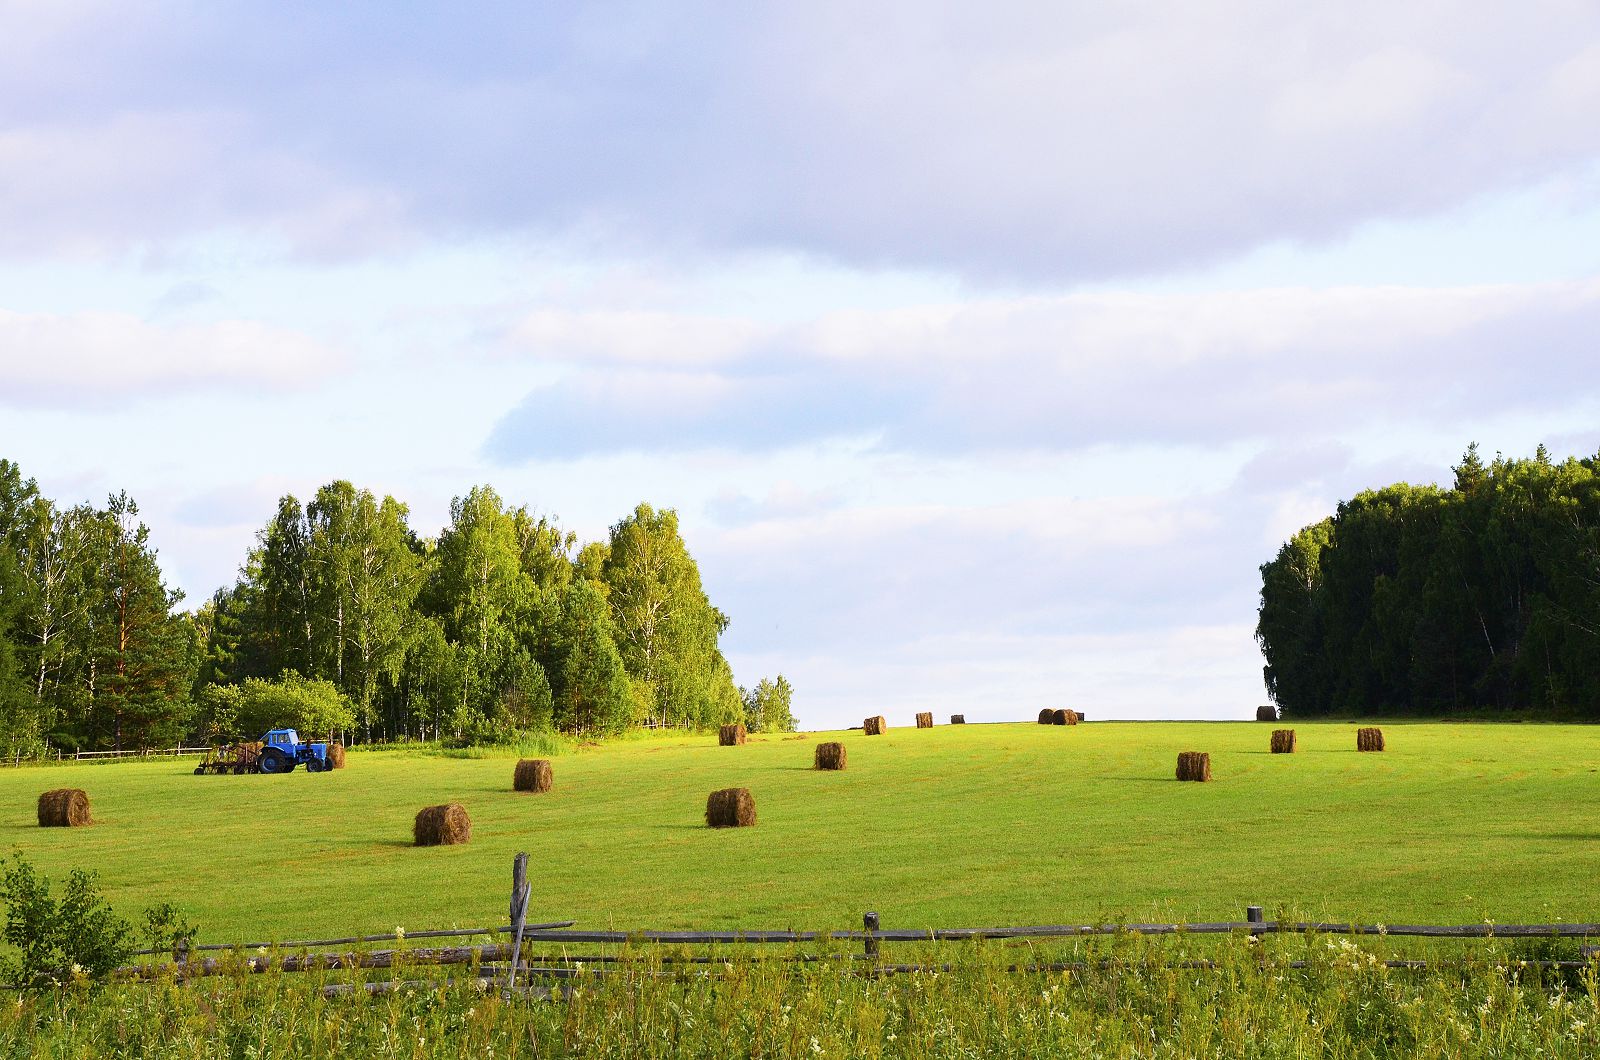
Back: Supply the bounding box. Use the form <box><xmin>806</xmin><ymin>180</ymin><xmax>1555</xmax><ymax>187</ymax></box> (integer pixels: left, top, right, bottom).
<box><xmin>0</xmin><ymin>459</ymin><xmax>794</xmax><ymax>755</ymax></box>
<box><xmin>1257</xmin><ymin>445</ymin><xmax>1600</xmax><ymax>718</ymax></box>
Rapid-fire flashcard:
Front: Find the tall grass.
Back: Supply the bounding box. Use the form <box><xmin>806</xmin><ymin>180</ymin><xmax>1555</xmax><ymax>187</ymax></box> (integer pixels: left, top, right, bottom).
<box><xmin>366</xmin><ymin>729</ymin><xmax>579</xmax><ymax>760</ymax></box>
<box><xmin>2</xmin><ymin>934</ymin><xmax>1596</xmax><ymax>1058</ymax></box>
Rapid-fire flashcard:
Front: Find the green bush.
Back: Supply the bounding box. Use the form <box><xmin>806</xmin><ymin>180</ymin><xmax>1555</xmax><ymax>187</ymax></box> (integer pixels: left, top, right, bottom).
<box><xmin>0</xmin><ymin>855</ymin><xmax>200</xmax><ymax>988</ymax></box>
<box><xmin>0</xmin><ymin>854</ymin><xmax>135</xmax><ymax>986</ymax></box>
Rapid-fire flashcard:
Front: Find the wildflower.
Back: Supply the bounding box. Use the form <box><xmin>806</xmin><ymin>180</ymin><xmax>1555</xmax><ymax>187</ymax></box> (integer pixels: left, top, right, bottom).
<box><xmin>810</xmin><ymin>1037</ymin><xmax>823</xmax><ymax>1054</ymax></box>
<box><xmin>256</xmin><ymin>946</ymin><xmax>268</xmax><ymax>956</ymax></box>
<box><xmin>395</xmin><ymin>927</ymin><xmax>405</xmax><ymax>939</ymax></box>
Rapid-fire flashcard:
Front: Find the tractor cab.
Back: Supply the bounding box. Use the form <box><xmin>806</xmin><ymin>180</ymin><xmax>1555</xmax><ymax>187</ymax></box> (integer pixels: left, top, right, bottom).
<box><xmin>256</xmin><ymin>728</ymin><xmax>332</xmax><ymax>775</ymax></box>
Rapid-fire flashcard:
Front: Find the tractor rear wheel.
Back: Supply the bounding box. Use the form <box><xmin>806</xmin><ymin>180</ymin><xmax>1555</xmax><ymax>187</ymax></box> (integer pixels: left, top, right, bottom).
<box><xmin>258</xmin><ymin>747</ymin><xmax>291</xmax><ymax>774</ymax></box>
<box><xmin>306</xmin><ymin>757</ymin><xmax>325</xmax><ymax>773</ymax></box>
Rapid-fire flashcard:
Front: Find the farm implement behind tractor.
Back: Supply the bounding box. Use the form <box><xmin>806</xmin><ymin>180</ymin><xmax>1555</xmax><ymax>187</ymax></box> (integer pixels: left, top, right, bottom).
<box><xmin>193</xmin><ymin>741</ymin><xmax>263</xmax><ymax>775</ymax></box>
<box><xmin>194</xmin><ymin>729</ymin><xmax>333</xmax><ymax>775</ymax></box>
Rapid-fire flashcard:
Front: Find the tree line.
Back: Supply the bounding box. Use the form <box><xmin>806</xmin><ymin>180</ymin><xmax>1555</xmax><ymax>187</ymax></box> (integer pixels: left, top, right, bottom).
<box><xmin>1256</xmin><ymin>445</ymin><xmax>1600</xmax><ymax>718</ymax></box>
<box><xmin>0</xmin><ymin>459</ymin><xmax>794</xmax><ymax>754</ymax></box>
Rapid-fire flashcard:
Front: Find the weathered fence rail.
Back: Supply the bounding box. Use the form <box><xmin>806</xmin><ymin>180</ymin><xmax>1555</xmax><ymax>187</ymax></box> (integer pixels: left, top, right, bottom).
<box><xmin>107</xmin><ymin>854</ymin><xmax>1600</xmax><ymax>992</ymax></box>
<box><xmin>73</xmin><ymin>747</ymin><xmax>212</xmax><ymax>761</ymax></box>
<box><xmin>504</xmin><ymin>921</ymin><xmax>1600</xmax><ymax>945</ymax></box>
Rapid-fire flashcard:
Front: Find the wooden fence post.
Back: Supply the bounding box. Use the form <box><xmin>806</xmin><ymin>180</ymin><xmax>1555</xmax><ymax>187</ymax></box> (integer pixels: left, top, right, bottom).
<box><xmin>1246</xmin><ymin>906</ymin><xmax>1263</xmax><ymax>926</ymax></box>
<box><xmin>863</xmin><ymin>911</ymin><xmax>880</xmax><ymax>959</ymax></box>
<box><xmin>503</xmin><ymin>853</ymin><xmax>531</xmax><ymax>995</ymax></box>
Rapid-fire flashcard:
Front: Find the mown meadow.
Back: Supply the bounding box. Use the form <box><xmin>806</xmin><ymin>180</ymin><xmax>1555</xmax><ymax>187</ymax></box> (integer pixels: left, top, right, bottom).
<box><xmin>3</xmin><ymin>720</ymin><xmax>1599</xmax><ymax>941</ymax></box>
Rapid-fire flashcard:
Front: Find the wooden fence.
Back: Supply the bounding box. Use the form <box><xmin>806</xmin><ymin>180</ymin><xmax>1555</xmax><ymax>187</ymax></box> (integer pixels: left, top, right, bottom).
<box><xmin>0</xmin><ymin>746</ymin><xmax>214</xmax><ymax>767</ymax></box>
<box><xmin>108</xmin><ymin>855</ymin><xmax>1600</xmax><ymax>998</ymax></box>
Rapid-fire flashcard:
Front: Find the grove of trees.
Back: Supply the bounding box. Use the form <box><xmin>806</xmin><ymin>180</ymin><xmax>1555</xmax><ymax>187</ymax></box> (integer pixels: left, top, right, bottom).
<box><xmin>1257</xmin><ymin>445</ymin><xmax>1600</xmax><ymax>718</ymax></box>
<box><xmin>0</xmin><ymin>459</ymin><xmax>795</xmax><ymax>754</ymax></box>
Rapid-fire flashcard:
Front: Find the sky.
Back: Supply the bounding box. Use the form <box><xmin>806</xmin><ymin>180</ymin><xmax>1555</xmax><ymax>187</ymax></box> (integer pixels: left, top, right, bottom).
<box><xmin>2</xmin><ymin>2</ymin><xmax>1599</xmax><ymax>728</ymax></box>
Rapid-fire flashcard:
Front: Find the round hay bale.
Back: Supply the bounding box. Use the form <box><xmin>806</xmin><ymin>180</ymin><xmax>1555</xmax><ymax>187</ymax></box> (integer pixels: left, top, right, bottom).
<box><xmin>1038</xmin><ymin>708</ymin><xmax>1053</xmax><ymax>724</ymax></box>
<box><xmin>718</xmin><ymin>723</ymin><xmax>748</xmax><ymax>746</ymax></box>
<box><xmin>950</xmin><ymin>714</ymin><xmax>965</xmax><ymax>724</ymax></box>
<box><xmin>513</xmin><ymin>758</ymin><xmax>553</xmax><ymax>793</ymax></box>
<box><xmin>814</xmin><ymin>742</ymin><xmax>847</xmax><ymax>770</ymax></box>
<box><xmin>326</xmin><ymin>742</ymin><xmax>347</xmax><ymax>769</ymax></box>
<box><xmin>705</xmin><ymin>787</ymin><xmax>757</xmax><ymax>828</ymax></box>
<box><xmin>1051</xmin><ymin>709</ymin><xmax>1078</xmax><ymax>726</ymax></box>
<box><xmin>915</xmin><ymin>712</ymin><xmax>933</xmax><ymax>729</ymax></box>
<box><xmin>863</xmin><ymin>716</ymin><xmax>887</xmax><ymax>736</ymax></box>
<box><xmin>1175</xmin><ymin>751</ymin><xmax>1212</xmax><ymax>782</ymax></box>
<box><xmin>413</xmin><ymin>803</ymin><xmax>472</xmax><ymax>846</ymax></box>
<box><xmin>1270</xmin><ymin>729</ymin><xmax>1296</xmax><ymax>754</ymax></box>
<box><xmin>37</xmin><ymin>789</ymin><xmax>91</xmax><ymax>827</ymax></box>
<box><xmin>1256</xmin><ymin>705</ymin><xmax>1278</xmax><ymax>722</ymax></box>
<box><xmin>1357</xmin><ymin>727</ymin><xmax>1385</xmax><ymax>752</ymax></box>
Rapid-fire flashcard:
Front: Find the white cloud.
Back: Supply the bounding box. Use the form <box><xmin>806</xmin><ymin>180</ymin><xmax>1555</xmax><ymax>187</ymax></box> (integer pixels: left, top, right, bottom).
<box><xmin>0</xmin><ymin>309</ymin><xmax>341</xmax><ymax>407</ymax></box>
<box><xmin>488</xmin><ymin>279</ymin><xmax>1600</xmax><ymax>459</ymax></box>
<box><xmin>2</xmin><ymin>3</ymin><xmax>1598</xmax><ymax>277</ymax></box>
<box><xmin>508</xmin><ymin>309</ymin><xmax>762</xmax><ymax>366</ymax></box>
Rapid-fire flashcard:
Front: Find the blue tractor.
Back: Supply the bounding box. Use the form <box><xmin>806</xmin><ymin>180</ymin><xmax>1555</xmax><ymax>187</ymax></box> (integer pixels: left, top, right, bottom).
<box><xmin>257</xmin><ymin>729</ymin><xmax>333</xmax><ymax>774</ymax></box>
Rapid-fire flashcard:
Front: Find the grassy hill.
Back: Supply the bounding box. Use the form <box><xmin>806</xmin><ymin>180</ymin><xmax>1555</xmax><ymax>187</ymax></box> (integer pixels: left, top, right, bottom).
<box><xmin>2</xmin><ymin>720</ymin><xmax>1598</xmax><ymax>943</ymax></box>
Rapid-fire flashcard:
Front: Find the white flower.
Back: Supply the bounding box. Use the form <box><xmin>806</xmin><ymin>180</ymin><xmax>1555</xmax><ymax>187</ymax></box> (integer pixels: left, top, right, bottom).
<box><xmin>395</xmin><ymin>927</ymin><xmax>405</xmax><ymax>939</ymax></box>
<box><xmin>810</xmin><ymin>1037</ymin><xmax>823</xmax><ymax>1055</ymax></box>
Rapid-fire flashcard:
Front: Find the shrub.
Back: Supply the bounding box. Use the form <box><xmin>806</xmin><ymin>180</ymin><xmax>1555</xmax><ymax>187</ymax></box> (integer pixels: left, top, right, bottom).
<box><xmin>142</xmin><ymin>901</ymin><xmax>199</xmax><ymax>961</ymax></box>
<box><xmin>0</xmin><ymin>854</ymin><xmax>136</xmax><ymax>986</ymax></box>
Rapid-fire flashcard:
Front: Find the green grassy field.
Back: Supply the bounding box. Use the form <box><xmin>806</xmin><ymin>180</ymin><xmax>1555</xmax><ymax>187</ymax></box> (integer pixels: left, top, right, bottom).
<box><xmin>2</xmin><ymin>721</ymin><xmax>1598</xmax><ymax>943</ymax></box>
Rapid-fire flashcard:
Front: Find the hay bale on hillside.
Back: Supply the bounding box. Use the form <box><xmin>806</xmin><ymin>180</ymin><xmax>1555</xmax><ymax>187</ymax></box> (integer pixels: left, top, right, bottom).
<box><xmin>915</xmin><ymin>712</ymin><xmax>933</xmax><ymax>729</ymax></box>
<box><xmin>326</xmin><ymin>742</ymin><xmax>347</xmax><ymax>769</ymax></box>
<box><xmin>718</xmin><ymin>723</ymin><xmax>747</xmax><ymax>746</ymax></box>
<box><xmin>814</xmin><ymin>742</ymin><xmax>847</xmax><ymax>770</ymax></box>
<box><xmin>1051</xmin><ymin>709</ymin><xmax>1078</xmax><ymax>726</ymax></box>
<box><xmin>37</xmin><ymin>789</ymin><xmax>91</xmax><ymax>827</ymax></box>
<box><xmin>1175</xmin><ymin>751</ymin><xmax>1212</xmax><ymax>782</ymax></box>
<box><xmin>706</xmin><ymin>787</ymin><xmax>757</xmax><ymax>828</ymax></box>
<box><xmin>413</xmin><ymin>803</ymin><xmax>472</xmax><ymax>846</ymax></box>
<box><xmin>1256</xmin><ymin>705</ymin><xmax>1278</xmax><ymax>722</ymax></box>
<box><xmin>1357</xmin><ymin>727</ymin><xmax>1385</xmax><ymax>752</ymax></box>
<box><xmin>1038</xmin><ymin>708</ymin><xmax>1053</xmax><ymax>724</ymax></box>
<box><xmin>1270</xmin><ymin>729</ymin><xmax>1297</xmax><ymax>754</ymax></box>
<box><xmin>950</xmin><ymin>714</ymin><xmax>965</xmax><ymax>724</ymax></box>
<box><xmin>513</xmin><ymin>758</ymin><xmax>553</xmax><ymax>792</ymax></box>
<box><xmin>863</xmin><ymin>716</ymin><xmax>887</xmax><ymax>736</ymax></box>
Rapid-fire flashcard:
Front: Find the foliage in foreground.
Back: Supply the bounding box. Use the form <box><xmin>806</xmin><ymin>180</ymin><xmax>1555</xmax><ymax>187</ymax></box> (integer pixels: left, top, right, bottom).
<box><xmin>1</xmin><ymin>935</ymin><xmax>1597</xmax><ymax>1058</ymax></box>
<box><xmin>0</xmin><ymin>855</ymin><xmax>197</xmax><ymax>988</ymax></box>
